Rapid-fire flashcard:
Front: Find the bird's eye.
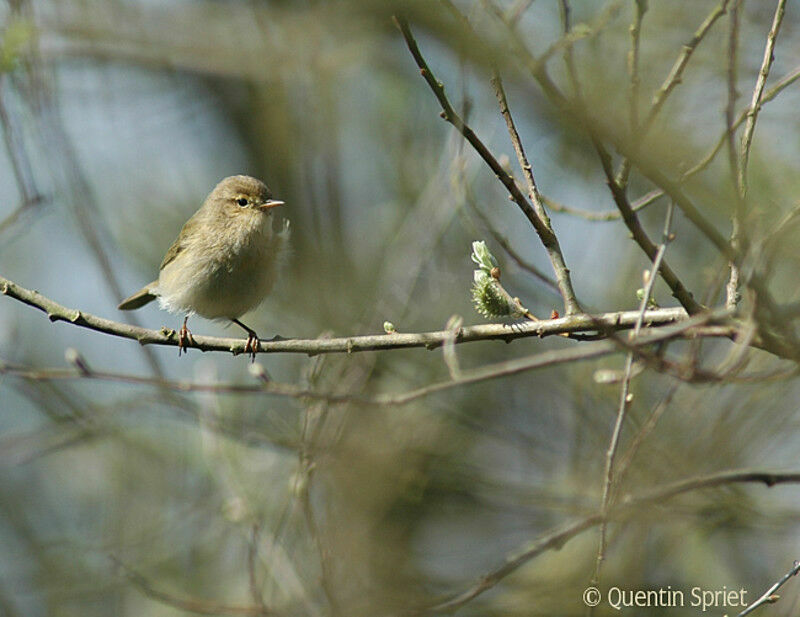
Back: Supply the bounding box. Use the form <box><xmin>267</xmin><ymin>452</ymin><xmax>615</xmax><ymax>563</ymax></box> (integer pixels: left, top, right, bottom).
<box><xmin>236</xmin><ymin>197</ymin><xmax>248</xmax><ymax>207</ymax></box>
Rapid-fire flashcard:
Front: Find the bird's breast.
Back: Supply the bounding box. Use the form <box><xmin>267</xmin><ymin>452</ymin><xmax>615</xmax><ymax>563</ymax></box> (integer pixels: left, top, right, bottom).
<box><xmin>158</xmin><ymin>216</ymin><xmax>285</xmax><ymax>320</ymax></box>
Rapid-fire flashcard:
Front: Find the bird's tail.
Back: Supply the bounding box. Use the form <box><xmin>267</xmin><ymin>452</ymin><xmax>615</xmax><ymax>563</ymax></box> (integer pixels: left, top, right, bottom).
<box><xmin>118</xmin><ymin>282</ymin><xmax>158</xmax><ymax>310</ymax></box>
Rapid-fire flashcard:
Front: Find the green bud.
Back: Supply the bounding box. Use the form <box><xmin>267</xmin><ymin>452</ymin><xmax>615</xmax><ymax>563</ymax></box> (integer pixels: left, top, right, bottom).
<box><xmin>471</xmin><ymin>270</ymin><xmax>525</xmax><ymax>320</ymax></box>
<box><xmin>470</xmin><ymin>240</ymin><xmax>498</xmax><ymax>273</ymax></box>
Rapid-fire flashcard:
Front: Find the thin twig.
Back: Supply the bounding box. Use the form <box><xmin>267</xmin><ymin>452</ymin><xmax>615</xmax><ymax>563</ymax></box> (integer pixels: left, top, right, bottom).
<box><xmin>614</xmin><ymin>384</ymin><xmax>680</xmax><ymax>483</ymax></box>
<box><xmin>112</xmin><ymin>556</ymin><xmax>270</xmax><ymax>616</ymax></box>
<box><xmin>616</xmin><ymin>0</ymin><xmax>731</xmax><ymax>186</ymax></box>
<box><xmin>641</xmin><ymin>0</ymin><xmax>732</xmax><ymax>137</ymax></box>
<box><xmin>624</xmin><ymin>63</ymin><xmax>800</xmax><ymax>220</ymax></box>
<box><xmin>681</xmin><ymin>63</ymin><xmax>800</xmax><ymax>184</ymax></box>
<box><xmin>490</xmin><ymin>70</ymin><xmax>580</xmax><ymax>313</ymax></box>
<box><xmin>726</xmin><ymin>1</ymin><xmax>743</xmax><ymax>309</ymax></box>
<box><xmin>736</xmin><ymin>560</ymin><xmax>800</xmax><ymax>617</ymax></box>
<box><xmin>0</xmin><ymin>75</ymin><xmax>37</xmax><ymax>205</ymax></box>
<box><xmin>463</xmin><ymin>179</ymin><xmax>561</xmax><ymax>293</ymax></box>
<box><xmin>556</xmin><ymin>0</ymin><xmax>583</xmax><ymax>101</ymax></box>
<box><xmin>411</xmin><ymin>469</ymin><xmax>800</xmax><ymax>615</ymax></box>
<box><xmin>539</xmin><ymin>190</ymin><xmax>663</xmax><ymax>222</ymax></box>
<box><xmin>595</xmin><ymin>144</ymin><xmax>703</xmax><ymax>314</ymax></box>
<box><xmin>247</xmin><ymin>524</ymin><xmax>269</xmax><ymax>615</ymax></box>
<box><xmin>739</xmin><ymin>0</ymin><xmax>788</xmax><ymax>199</ymax></box>
<box><xmin>593</xmin><ymin>200</ymin><xmax>675</xmax><ymax>584</ymax></box>
<box><xmin>394</xmin><ymin>16</ymin><xmax>581</xmax><ymax>315</ymax></box>
<box><xmin>614</xmin><ymin>0</ymin><xmax>648</xmax><ymax>188</ymax></box>
<box><xmin>488</xmin><ymin>0</ymin><xmax>738</xmax><ymax>266</ymax></box>
<box><xmin>627</xmin><ymin>0</ymin><xmax>646</xmax><ymax>139</ymax></box>
<box><xmin>498</xmin><ymin>4</ymin><xmax>706</xmax><ymax>314</ymax></box>
<box><xmin>532</xmin><ymin>0</ymin><xmax>624</xmax><ymax>73</ymax></box>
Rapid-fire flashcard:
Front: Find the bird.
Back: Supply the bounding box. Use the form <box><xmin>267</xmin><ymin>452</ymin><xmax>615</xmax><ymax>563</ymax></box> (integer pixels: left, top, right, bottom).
<box><xmin>118</xmin><ymin>175</ymin><xmax>290</xmax><ymax>360</ymax></box>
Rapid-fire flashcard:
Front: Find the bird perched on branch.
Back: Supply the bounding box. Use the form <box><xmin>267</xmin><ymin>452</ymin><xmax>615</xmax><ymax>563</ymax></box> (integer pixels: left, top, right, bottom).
<box><xmin>118</xmin><ymin>175</ymin><xmax>290</xmax><ymax>360</ymax></box>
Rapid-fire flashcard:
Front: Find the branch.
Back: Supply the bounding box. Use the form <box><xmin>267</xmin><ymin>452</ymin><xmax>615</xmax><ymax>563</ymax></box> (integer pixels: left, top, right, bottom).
<box><xmin>412</xmin><ymin>469</ymin><xmax>800</xmax><ymax>615</ymax></box>
<box><xmin>626</xmin><ymin>0</ymin><xmax>646</xmax><ymax>137</ymax></box>
<box><xmin>393</xmin><ymin>16</ymin><xmax>581</xmax><ymax>315</ymax></box>
<box><xmin>0</xmin><ymin>276</ymin><xmax>692</xmax><ymax>359</ymax></box>
<box><xmin>640</xmin><ymin>0</ymin><xmax>732</xmax><ymax>137</ymax></box>
<box><xmin>736</xmin><ymin>560</ymin><xmax>800</xmax><ymax>617</ymax></box>
<box><xmin>0</xmin><ymin>310</ymin><xmax>740</xmax><ymax>407</ymax></box>
<box><xmin>112</xmin><ymin>557</ymin><xmax>270</xmax><ymax>617</ymax></box>
<box><xmin>538</xmin><ymin>189</ymin><xmax>663</xmax><ymax>222</ymax></box>
<box><xmin>618</xmin><ymin>63</ymin><xmax>800</xmax><ymax>224</ymax></box>
<box><xmin>738</xmin><ymin>0</ymin><xmax>787</xmax><ymax>199</ymax></box>
<box><xmin>463</xmin><ymin>188</ymin><xmax>561</xmax><ymax>294</ymax></box>
<box><xmin>482</xmin><ymin>2</ymin><xmax>738</xmax><ymax>266</ymax></box>
<box><xmin>726</xmin><ymin>1</ymin><xmax>743</xmax><ymax>309</ymax></box>
<box><xmin>594</xmin><ymin>200</ymin><xmax>675</xmax><ymax>583</ymax></box>
<box><xmin>595</xmin><ymin>144</ymin><xmax>704</xmax><ymax>314</ymax></box>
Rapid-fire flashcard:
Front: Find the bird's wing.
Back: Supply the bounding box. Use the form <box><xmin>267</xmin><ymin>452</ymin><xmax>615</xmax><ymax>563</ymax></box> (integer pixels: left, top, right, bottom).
<box><xmin>159</xmin><ymin>215</ymin><xmax>200</xmax><ymax>270</ymax></box>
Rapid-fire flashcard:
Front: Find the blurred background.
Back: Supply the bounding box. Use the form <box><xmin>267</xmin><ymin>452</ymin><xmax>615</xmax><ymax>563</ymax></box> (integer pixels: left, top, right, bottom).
<box><xmin>1</xmin><ymin>0</ymin><xmax>800</xmax><ymax>615</ymax></box>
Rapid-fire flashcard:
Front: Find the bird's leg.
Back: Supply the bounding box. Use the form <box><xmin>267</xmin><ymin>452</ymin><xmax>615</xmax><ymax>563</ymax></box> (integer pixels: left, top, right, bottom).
<box><xmin>232</xmin><ymin>318</ymin><xmax>259</xmax><ymax>361</ymax></box>
<box><xmin>178</xmin><ymin>316</ymin><xmax>194</xmax><ymax>356</ymax></box>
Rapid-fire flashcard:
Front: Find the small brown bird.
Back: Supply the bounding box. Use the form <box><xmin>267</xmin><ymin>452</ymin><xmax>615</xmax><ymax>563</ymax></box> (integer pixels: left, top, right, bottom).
<box><xmin>118</xmin><ymin>175</ymin><xmax>290</xmax><ymax>359</ymax></box>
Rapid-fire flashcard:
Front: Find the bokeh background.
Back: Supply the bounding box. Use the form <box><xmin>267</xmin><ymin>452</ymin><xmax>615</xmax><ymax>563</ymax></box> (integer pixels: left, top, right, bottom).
<box><xmin>1</xmin><ymin>1</ymin><xmax>800</xmax><ymax>615</ymax></box>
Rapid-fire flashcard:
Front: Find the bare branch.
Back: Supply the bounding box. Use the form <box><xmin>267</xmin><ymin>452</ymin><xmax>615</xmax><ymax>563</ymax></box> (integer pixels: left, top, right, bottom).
<box><xmin>726</xmin><ymin>1</ymin><xmax>743</xmax><ymax>309</ymax></box>
<box><xmin>413</xmin><ymin>469</ymin><xmax>800</xmax><ymax>615</ymax></box>
<box><xmin>490</xmin><ymin>71</ymin><xmax>581</xmax><ymax>313</ymax></box>
<box><xmin>393</xmin><ymin>16</ymin><xmax>582</xmax><ymax>315</ymax></box>
<box><xmin>595</xmin><ymin>144</ymin><xmax>704</xmax><ymax>314</ymax></box>
<box><xmin>0</xmin><ymin>274</ymin><xmax>706</xmax><ymax>357</ymax></box>
<box><xmin>627</xmin><ymin>0</ymin><xmax>647</xmax><ymax>137</ymax></box>
<box><xmin>0</xmin><ymin>312</ymin><xmax>742</xmax><ymax>408</ymax></box>
<box><xmin>594</xmin><ymin>200</ymin><xmax>676</xmax><ymax>583</ymax></box>
<box><xmin>642</xmin><ymin>0</ymin><xmax>732</xmax><ymax>136</ymax></box>
<box><xmin>739</xmin><ymin>0</ymin><xmax>788</xmax><ymax>198</ymax></box>
<box><xmin>736</xmin><ymin>560</ymin><xmax>800</xmax><ymax>617</ymax></box>
<box><xmin>112</xmin><ymin>556</ymin><xmax>271</xmax><ymax>616</ymax></box>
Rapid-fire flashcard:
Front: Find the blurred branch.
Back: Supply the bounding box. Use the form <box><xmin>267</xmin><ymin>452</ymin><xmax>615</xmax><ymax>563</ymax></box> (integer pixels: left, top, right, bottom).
<box><xmin>736</xmin><ymin>560</ymin><xmax>800</xmax><ymax>617</ymax></box>
<box><xmin>726</xmin><ymin>1</ymin><xmax>743</xmax><ymax>309</ymax></box>
<box><xmin>414</xmin><ymin>469</ymin><xmax>800</xmax><ymax>615</ymax></box>
<box><xmin>394</xmin><ymin>16</ymin><xmax>582</xmax><ymax>315</ymax></box>
<box><xmin>463</xmin><ymin>191</ymin><xmax>561</xmax><ymax>294</ymax></box>
<box><xmin>622</xmin><ymin>62</ymin><xmax>800</xmax><ymax>224</ymax></box>
<box><xmin>626</xmin><ymin>0</ymin><xmax>646</xmax><ymax>139</ymax></box>
<box><xmin>738</xmin><ymin>0</ymin><xmax>787</xmax><ymax>199</ymax></box>
<box><xmin>0</xmin><ymin>75</ymin><xmax>37</xmax><ymax>204</ymax></box>
<box><xmin>640</xmin><ymin>0</ymin><xmax>731</xmax><ymax>138</ymax></box>
<box><xmin>247</xmin><ymin>524</ymin><xmax>269</xmax><ymax>616</ymax></box>
<box><xmin>540</xmin><ymin>189</ymin><xmax>664</xmax><ymax>222</ymax></box>
<box><xmin>0</xmin><ymin>193</ymin><xmax>46</xmax><ymax>235</ymax></box>
<box><xmin>594</xmin><ymin>200</ymin><xmax>675</xmax><ymax>584</ymax></box>
<box><xmin>481</xmin><ymin>2</ymin><xmax>737</xmax><ymax>264</ymax></box>
<box><xmin>112</xmin><ymin>557</ymin><xmax>270</xmax><ymax>617</ymax></box>
<box><xmin>595</xmin><ymin>141</ymin><xmax>704</xmax><ymax>314</ymax></box>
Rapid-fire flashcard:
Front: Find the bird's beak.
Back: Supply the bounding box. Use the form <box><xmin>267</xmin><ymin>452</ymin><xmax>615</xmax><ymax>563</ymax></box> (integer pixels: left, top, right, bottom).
<box><xmin>258</xmin><ymin>199</ymin><xmax>284</xmax><ymax>211</ymax></box>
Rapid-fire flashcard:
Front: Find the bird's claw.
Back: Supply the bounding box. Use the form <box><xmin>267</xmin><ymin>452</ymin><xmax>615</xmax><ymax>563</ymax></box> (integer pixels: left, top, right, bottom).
<box><xmin>243</xmin><ymin>332</ymin><xmax>259</xmax><ymax>362</ymax></box>
<box><xmin>178</xmin><ymin>319</ymin><xmax>194</xmax><ymax>356</ymax></box>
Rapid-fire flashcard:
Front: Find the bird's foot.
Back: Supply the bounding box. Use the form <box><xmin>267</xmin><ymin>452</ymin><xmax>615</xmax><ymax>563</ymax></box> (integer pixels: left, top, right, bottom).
<box><xmin>178</xmin><ymin>317</ymin><xmax>194</xmax><ymax>356</ymax></box>
<box><xmin>231</xmin><ymin>318</ymin><xmax>260</xmax><ymax>361</ymax></box>
<box><xmin>243</xmin><ymin>331</ymin><xmax>260</xmax><ymax>362</ymax></box>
